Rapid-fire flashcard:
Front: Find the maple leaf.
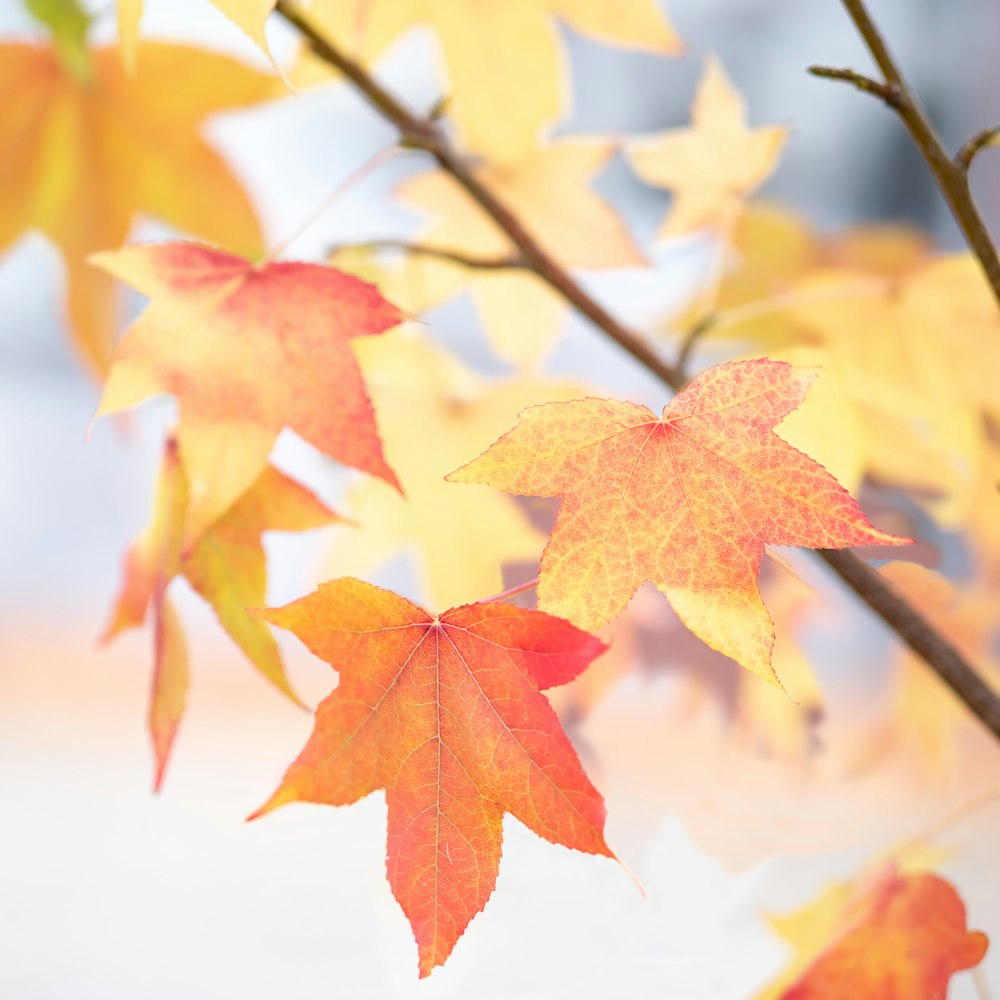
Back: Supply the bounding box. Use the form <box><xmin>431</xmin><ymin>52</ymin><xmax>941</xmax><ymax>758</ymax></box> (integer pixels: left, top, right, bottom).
<box><xmin>760</xmin><ymin>865</ymin><xmax>988</xmax><ymax>1000</ymax></box>
<box><xmin>0</xmin><ymin>40</ymin><xmax>277</xmax><ymax>376</ymax></box>
<box><xmin>449</xmin><ymin>358</ymin><xmax>910</xmax><ymax>684</ymax></box>
<box><xmin>788</xmin><ymin>254</ymin><xmax>992</xmax><ymax>527</ymax></box>
<box><xmin>250</xmin><ymin>578</ymin><xmax>612</xmax><ymax>976</ymax></box>
<box><xmin>370</xmin><ymin>137</ymin><xmax>645</xmax><ymax>367</ymax></box>
<box><xmin>298</xmin><ymin>0</ymin><xmax>682</xmax><ymax>164</ymax></box>
<box><xmin>103</xmin><ymin>436</ymin><xmax>337</xmax><ymax>787</ymax></box>
<box><xmin>117</xmin><ymin>1</ymin><xmax>278</xmax><ymax>72</ymax></box>
<box><xmin>626</xmin><ymin>56</ymin><xmax>787</xmax><ymax>237</ymax></box>
<box><xmin>329</xmin><ymin>329</ymin><xmax>585</xmax><ymax>607</ymax></box>
<box><xmin>93</xmin><ymin>241</ymin><xmax>403</xmax><ymax>542</ymax></box>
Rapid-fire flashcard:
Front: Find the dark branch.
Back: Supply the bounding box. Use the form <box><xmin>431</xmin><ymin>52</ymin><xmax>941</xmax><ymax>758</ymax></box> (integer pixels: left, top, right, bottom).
<box><xmin>956</xmin><ymin>125</ymin><xmax>1000</xmax><ymax>172</ymax></box>
<box><xmin>274</xmin><ymin>0</ymin><xmax>682</xmax><ymax>391</ymax></box>
<box><xmin>808</xmin><ymin>65</ymin><xmax>898</xmax><ymax>105</ymax></box>
<box><xmin>817</xmin><ymin>0</ymin><xmax>1000</xmax><ymax>308</ymax></box>
<box><xmin>330</xmin><ymin>239</ymin><xmax>527</xmax><ymax>271</ymax></box>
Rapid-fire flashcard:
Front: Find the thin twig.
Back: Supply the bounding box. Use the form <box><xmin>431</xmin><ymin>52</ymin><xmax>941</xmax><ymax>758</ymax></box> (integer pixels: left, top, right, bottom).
<box><xmin>329</xmin><ymin>239</ymin><xmax>526</xmax><ymax>271</ymax></box>
<box><xmin>273</xmin><ymin>0</ymin><xmax>1000</xmax><ymax>745</ymax></box>
<box><xmin>482</xmin><ymin>577</ymin><xmax>540</xmax><ymax>604</ymax></box>
<box><xmin>819</xmin><ymin>0</ymin><xmax>1000</xmax><ymax>308</ymax></box>
<box><xmin>675</xmin><ymin>314</ymin><xmax>715</xmax><ymax>381</ymax></box>
<box><xmin>808</xmin><ymin>65</ymin><xmax>897</xmax><ymax>105</ymax></box>
<box><xmin>957</xmin><ymin>125</ymin><xmax>1000</xmax><ymax>172</ymax></box>
<box><xmin>264</xmin><ymin>143</ymin><xmax>400</xmax><ymax>263</ymax></box>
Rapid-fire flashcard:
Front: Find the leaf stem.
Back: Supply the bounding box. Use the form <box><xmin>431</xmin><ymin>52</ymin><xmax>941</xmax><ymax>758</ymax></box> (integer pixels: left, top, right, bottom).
<box><xmin>482</xmin><ymin>577</ymin><xmax>540</xmax><ymax>605</ymax></box>
<box><xmin>816</xmin><ymin>0</ymin><xmax>1000</xmax><ymax>308</ymax></box>
<box><xmin>273</xmin><ymin>0</ymin><xmax>1000</xmax><ymax>745</ymax></box>
<box><xmin>263</xmin><ymin>142</ymin><xmax>400</xmax><ymax>264</ymax></box>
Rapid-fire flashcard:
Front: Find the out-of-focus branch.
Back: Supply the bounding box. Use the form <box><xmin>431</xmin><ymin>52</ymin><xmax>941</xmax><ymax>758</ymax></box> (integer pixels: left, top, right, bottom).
<box><xmin>813</xmin><ymin>0</ymin><xmax>1000</xmax><ymax>308</ymax></box>
<box><xmin>329</xmin><ymin>239</ymin><xmax>527</xmax><ymax>271</ymax></box>
<box><xmin>274</xmin><ymin>0</ymin><xmax>682</xmax><ymax>391</ymax></box>
<box><xmin>956</xmin><ymin>125</ymin><xmax>1000</xmax><ymax>172</ymax></box>
<box><xmin>273</xmin><ymin>0</ymin><xmax>1000</xmax><ymax>745</ymax></box>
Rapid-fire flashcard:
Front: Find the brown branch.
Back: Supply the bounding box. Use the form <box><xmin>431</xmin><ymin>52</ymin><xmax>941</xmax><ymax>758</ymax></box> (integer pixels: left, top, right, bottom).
<box><xmin>957</xmin><ymin>125</ymin><xmax>1000</xmax><ymax>172</ymax></box>
<box><xmin>274</xmin><ymin>0</ymin><xmax>682</xmax><ymax>392</ymax></box>
<box><xmin>274</xmin><ymin>0</ymin><xmax>1000</xmax><ymax>744</ymax></box>
<box><xmin>819</xmin><ymin>0</ymin><xmax>1000</xmax><ymax>308</ymax></box>
<box><xmin>330</xmin><ymin>239</ymin><xmax>527</xmax><ymax>271</ymax></box>
<box><xmin>819</xmin><ymin>550</ymin><xmax>1000</xmax><ymax>736</ymax></box>
<box><xmin>808</xmin><ymin>65</ymin><xmax>898</xmax><ymax>105</ymax></box>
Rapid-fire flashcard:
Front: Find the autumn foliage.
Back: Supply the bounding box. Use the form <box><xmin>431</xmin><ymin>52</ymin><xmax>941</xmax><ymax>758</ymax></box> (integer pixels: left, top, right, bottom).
<box><xmin>4</xmin><ymin>0</ymin><xmax>999</xmax><ymax>993</ymax></box>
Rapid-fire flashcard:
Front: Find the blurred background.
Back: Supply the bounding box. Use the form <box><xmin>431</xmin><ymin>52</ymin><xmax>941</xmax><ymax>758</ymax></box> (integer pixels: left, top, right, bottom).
<box><xmin>2</xmin><ymin>0</ymin><xmax>999</xmax><ymax>996</ymax></box>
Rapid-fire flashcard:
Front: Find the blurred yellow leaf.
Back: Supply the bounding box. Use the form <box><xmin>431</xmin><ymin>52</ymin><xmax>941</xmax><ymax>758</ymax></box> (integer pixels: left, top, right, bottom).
<box><xmin>788</xmin><ymin>254</ymin><xmax>994</xmax><ymax>526</ymax></box>
<box><xmin>0</xmin><ymin>40</ymin><xmax>276</xmax><ymax>375</ymax></box>
<box><xmin>299</xmin><ymin>0</ymin><xmax>682</xmax><ymax>164</ymax></box>
<box><xmin>336</xmin><ymin>137</ymin><xmax>644</xmax><ymax>366</ymax></box>
<box><xmin>626</xmin><ymin>56</ymin><xmax>787</xmax><ymax>238</ymax></box>
<box><xmin>330</xmin><ymin>329</ymin><xmax>585</xmax><ymax>608</ymax></box>
<box><xmin>117</xmin><ymin>0</ymin><xmax>278</xmax><ymax>71</ymax></box>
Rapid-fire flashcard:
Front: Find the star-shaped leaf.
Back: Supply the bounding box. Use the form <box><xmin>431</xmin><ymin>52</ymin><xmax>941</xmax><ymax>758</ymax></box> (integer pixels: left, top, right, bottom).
<box><xmin>449</xmin><ymin>359</ymin><xmax>909</xmax><ymax>683</ymax></box>
<box><xmin>94</xmin><ymin>241</ymin><xmax>403</xmax><ymax>541</ymax></box>
<box><xmin>626</xmin><ymin>55</ymin><xmax>787</xmax><ymax>237</ymax></box>
<box><xmin>382</xmin><ymin>137</ymin><xmax>644</xmax><ymax>366</ymax></box>
<box><xmin>251</xmin><ymin>578</ymin><xmax>612</xmax><ymax>976</ymax></box>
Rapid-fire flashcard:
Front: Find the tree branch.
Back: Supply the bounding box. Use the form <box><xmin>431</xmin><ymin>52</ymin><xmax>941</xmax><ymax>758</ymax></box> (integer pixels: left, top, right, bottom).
<box><xmin>808</xmin><ymin>65</ymin><xmax>898</xmax><ymax>105</ymax></box>
<box><xmin>274</xmin><ymin>0</ymin><xmax>1000</xmax><ymax>744</ymax></box>
<box><xmin>819</xmin><ymin>550</ymin><xmax>1000</xmax><ymax>737</ymax></box>
<box><xmin>330</xmin><ymin>239</ymin><xmax>527</xmax><ymax>271</ymax></box>
<box><xmin>956</xmin><ymin>125</ymin><xmax>1000</xmax><ymax>172</ymax></box>
<box><xmin>818</xmin><ymin>0</ymin><xmax>1000</xmax><ymax>309</ymax></box>
<box><xmin>274</xmin><ymin>0</ymin><xmax>682</xmax><ymax>392</ymax></box>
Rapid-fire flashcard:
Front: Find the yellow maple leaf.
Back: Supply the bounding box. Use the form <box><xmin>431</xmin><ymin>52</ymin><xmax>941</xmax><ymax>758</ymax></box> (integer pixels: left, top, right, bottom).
<box><xmin>117</xmin><ymin>0</ymin><xmax>278</xmax><ymax>71</ymax></box>
<box><xmin>298</xmin><ymin>0</ymin><xmax>682</xmax><ymax>164</ymax></box>
<box><xmin>330</xmin><ymin>328</ymin><xmax>585</xmax><ymax>608</ymax></box>
<box><xmin>0</xmin><ymin>40</ymin><xmax>276</xmax><ymax>376</ymax></box>
<box><xmin>339</xmin><ymin>137</ymin><xmax>644</xmax><ymax>367</ymax></box>
<box><xmin>788</xmin><ymin>256</ymin><xmax>989</xmax><ymax>527</ymax></box>
<box><xmin>626</xmin><ymin>55</ymin><xmax>787</xmax><ymax>238</ymax></box>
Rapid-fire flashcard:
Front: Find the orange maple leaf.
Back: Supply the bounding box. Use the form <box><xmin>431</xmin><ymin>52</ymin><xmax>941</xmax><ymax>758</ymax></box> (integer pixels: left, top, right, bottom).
<box><xmin>103</xmin><ymin>436</ymin><xmax>337</xmax><ymax>788</ymax></box>
<box><xmin>0</xmin><ymin>40</ymin><xmax>277</xmax><ymax>375</ymax></box>
<box><xmin>250</xmin><ymin>578</ymin><xmax>613</xmax><ymax>976</ymax></box>
<box><xmin>449</xmin><ymin>358</ymin><xmax>910</xmax><ymax>683</ymax></box>
<box><xmin>93</xmin><ymin>241</ymin><xmax>403</xmax><ymax>541</ymax></box>
<box><xmin>774</xmin><ymin>867</ymin><xmax>988</xmax><ymax>1000</ymax></box>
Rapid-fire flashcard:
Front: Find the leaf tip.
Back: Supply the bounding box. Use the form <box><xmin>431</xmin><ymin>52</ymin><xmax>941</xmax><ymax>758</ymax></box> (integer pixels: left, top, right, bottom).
<box><xmin>246</xmin><ymin>785</ymin><xmax>295</xmax><ymax>822</ymax></box>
